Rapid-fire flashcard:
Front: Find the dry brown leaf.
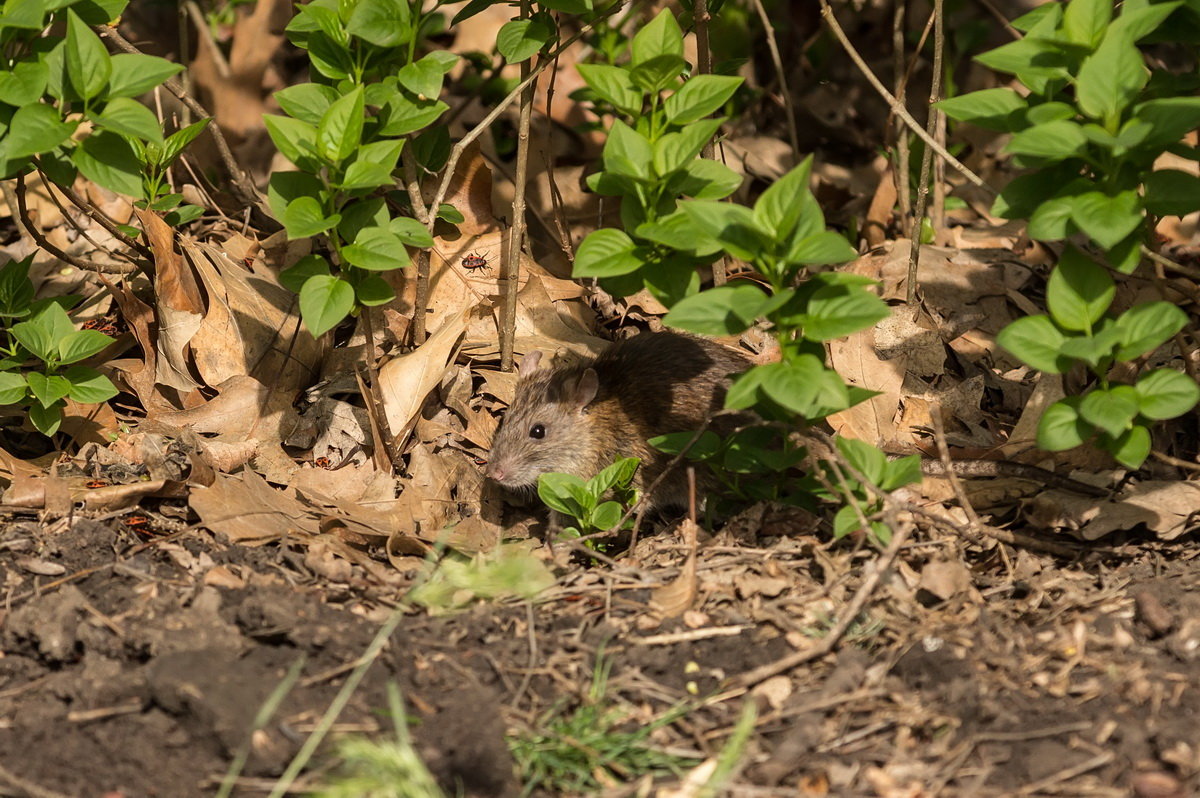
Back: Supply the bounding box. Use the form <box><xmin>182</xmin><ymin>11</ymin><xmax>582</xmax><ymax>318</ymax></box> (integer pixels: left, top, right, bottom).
<box><xmin>190</xmin><ymin>469</ymin><xmax>319</xmax><ymax>544</ymax></box>
<box><xmin>1026</xmin><ymin>481</ymin><xmax>1200</xmax><ymax>540</ymax></box>
<box><xmin>136</xmin><ymin>208</ymin><xmax>204</xmax><ymax>392</ymax></box>
<box><xmin>651</xmin><ymin>518</ymin><xmax>700</xmax><ymax>619</ymax></box>
<box><xmin>380</xmin><ymin>308</ymin><xmax>468</xmax><ymax>444</ymax></box>
<box><xmin>918</xmin><ymin>559</ymin><xmax>973</xmax><ymax>603</ymax></box>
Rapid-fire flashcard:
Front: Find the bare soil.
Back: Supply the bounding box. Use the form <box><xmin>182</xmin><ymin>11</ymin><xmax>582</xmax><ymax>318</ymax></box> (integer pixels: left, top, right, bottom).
<box><xmin>1</xmin><ymin>507</ymin><xmax>1197</xmax><ymax>797</ymax></box>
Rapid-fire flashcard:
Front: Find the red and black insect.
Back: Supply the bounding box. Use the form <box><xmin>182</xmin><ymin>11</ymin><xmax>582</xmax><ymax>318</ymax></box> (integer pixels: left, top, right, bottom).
<box><xmin>460</xmin><ymin>250</ymin><xmax>491</xmax><ymax>271</ymax></box>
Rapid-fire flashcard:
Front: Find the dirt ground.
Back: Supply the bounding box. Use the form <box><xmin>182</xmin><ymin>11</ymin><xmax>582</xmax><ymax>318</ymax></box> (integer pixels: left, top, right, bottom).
<box><xmin>0</xmin><ymin>501</ymin><xmax>1197</xmax><ymax>797</ymax></box>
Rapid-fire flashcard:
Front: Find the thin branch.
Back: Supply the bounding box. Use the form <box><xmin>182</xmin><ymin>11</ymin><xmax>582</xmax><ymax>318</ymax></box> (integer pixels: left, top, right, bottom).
<box><xmin>34</xmin><ymin>162</ymin><xmax>154</xmax><ymax>262</ymax></box>
<box><xmin>422</xmin><ymin>0</ymin><xmax>624</xmax><ymax>237</ymax></box>
<box><xmin>892</xmin><ymin>1</ymin><xmax>910</xmax><ymax>220</ymax></box>
<box><xmin>95</xmin><ymin>26</ymin><xmax>253</xmax><ymax>200</ymax></box>
<box><xmin>749</xmin><ymin>0</ymin><xmax>799</xmax><ymax>160</ymax></box>
<box><xmin>502</xmin><ymin>1</ymin><xmax>536</xmax><ymax>373</ymax></box>
<box><xmin>543</xmin><ymin>43</ymin><xmax>576</xmax><ymax>263</ymax></box>
<box><xmin>817</xmin><ymin>0</ymin><xmax>992</xmax><ymax>194</ymax></box>
<box><xmin>905</xmin><ymin>0</ymin><xmax>944</xmax><ymax>305</ymax></box>
<box><xmin>11</xmin><ymin>175</ymin><xmax>95</xmax><ymax>273</ymax></box>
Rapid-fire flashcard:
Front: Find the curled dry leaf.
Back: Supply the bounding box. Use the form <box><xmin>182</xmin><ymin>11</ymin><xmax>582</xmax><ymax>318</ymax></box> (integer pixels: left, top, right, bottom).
<box><xmin>1026</xmin><ymin>481</ymin><xmax>1200</xmax><ymax>540</ymax></box>
<box><xmin>379</xmin><ymin>307</ymin><xmax>468</xmax><ymax>444</ymax></box>
<box><xmin>651</xmin><ymin>518</ymin><xmax>701</xmax><ymax>620</ymax></box>
<box><xmin>136</xmin><ymin>208</ymin><xmax>204</xmax><ymax>393</ymax></box>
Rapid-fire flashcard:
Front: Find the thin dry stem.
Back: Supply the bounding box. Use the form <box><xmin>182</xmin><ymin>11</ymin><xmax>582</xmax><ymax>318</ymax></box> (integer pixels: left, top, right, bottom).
<box><xmin>750</xmin><ymin>0</ymin><xmax>799</xmax><ymax>160</ymax></box>
<box><xmin>817</xmin><ymin>0</ymin><xmax>992</xmax><ymax>194</ymax></box>
<box><xmin>501</xmin><ymin>3</ymin><xmax>536</xmax><ymax>373</ymax></box>
<box><xmin>906</xmin><ymin>0</ymin><xmax>944</xmax><ymax>305</ymax></box>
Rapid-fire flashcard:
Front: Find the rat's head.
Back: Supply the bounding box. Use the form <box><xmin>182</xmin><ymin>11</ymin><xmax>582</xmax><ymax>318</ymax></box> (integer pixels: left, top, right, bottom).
<box><xmin>485</xmin><ymin>350</ymin><xmax>600</xmax><ymax>492</ymax></box>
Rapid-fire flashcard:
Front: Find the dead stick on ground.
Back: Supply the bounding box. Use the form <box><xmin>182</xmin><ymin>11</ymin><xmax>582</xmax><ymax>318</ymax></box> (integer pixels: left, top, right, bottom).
<box><xmin>817</xmin><ymin>0</ymin><xmax>992</xmax><ymax>194</ymax></box>
<box><xmin>731</xmin><ymin>517</ymin><xmax>916</xmax><ymax>688</ymax></box>
<box><xmin>749</xmin><ymin>0</ymin><xmax>799</xmax><ymax>160</ymax></box>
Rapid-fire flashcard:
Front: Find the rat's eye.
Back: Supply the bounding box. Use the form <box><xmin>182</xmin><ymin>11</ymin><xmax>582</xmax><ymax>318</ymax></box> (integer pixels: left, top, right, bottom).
<box><xmin>529</xmin><ymin>424</ymin><xmax>546</xmax><ymax>439</ymax></box>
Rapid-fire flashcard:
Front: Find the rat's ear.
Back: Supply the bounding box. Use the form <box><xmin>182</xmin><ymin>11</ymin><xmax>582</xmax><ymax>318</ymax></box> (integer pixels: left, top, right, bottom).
<box><xmin>518</xmin><ymin>350</ymin><xmax>543</xmax><ymax>377</ymax></box>
<box><xmin>570</xmin><ymin>368</ymin><xmax>599</xmax><ymax>411</ymax></box>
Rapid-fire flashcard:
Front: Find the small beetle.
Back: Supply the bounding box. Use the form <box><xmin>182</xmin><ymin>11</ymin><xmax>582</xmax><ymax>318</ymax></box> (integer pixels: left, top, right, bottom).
<box><xmin>461</xmin><ymin>250</ymin><xmax>491</xmax><ymax>271</ymax></box>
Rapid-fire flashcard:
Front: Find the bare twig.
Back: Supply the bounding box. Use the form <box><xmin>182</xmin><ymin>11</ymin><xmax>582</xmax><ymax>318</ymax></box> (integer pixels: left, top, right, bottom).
<box><xmin>422</xmin><ymin>1</ymin><xmax>623</xmax><ymax>234</ymax></box>
<box><xmin>184</xmin><ymin>0</ymin><xmax>231</xmax><ymax>78</ymax></box>
<box><xmin>95</xmin><ymin>26</ymin><xmax>252</xmax><ymax>198</ymax></box>
<box><xmin>11</xmin><ymin>175</ymin><xmax>93</xmax><ymax>273</ymax></box>
<box><xmin>892</xmin><ymin>2</ymin><xmax>910</xmax><ymax>221</ymax></box>
<box><xmin>501</xmin><ymin>2</ymin><xmax>536</xmax><ymax>373</ymax></box>
<box><xmin>691</xmin><ymin>0</ymin><xmax>727</xmax><ymax>286</ymax></box>
<box><xmin>34</xmin><ymin>162</ymin><xmax>154</xmax><ymax>262</ymax></box>
<box><xmin>749</xmin><ymin>0</ymin><xmax>799</xmax><ymax>160</ymax></box>
<box><xmin>543</xmin><ymin>44</ymin><xmax>577</xmax><ymax>263</ymax></box>
<box><xmin>817</xmin><ymin>0</ymin><xmax>992</xmax><ymax>193</ymax></box>
<box><xmin>906</xmin><ymin>0</ymin><xmax>944</xmax><ymax>305</ymax></box>
<box><xmin>731</xmin><ymin>516</ymin><xmax>916</xmax><ymax>687</ymax></box>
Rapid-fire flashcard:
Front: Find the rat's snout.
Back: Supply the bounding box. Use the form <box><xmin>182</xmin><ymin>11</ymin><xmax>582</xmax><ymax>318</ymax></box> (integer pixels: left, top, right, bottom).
<box><xmin>485</xmin><ymin>460</ymin><xmax>505</xmax><ymax>481</ymax></box>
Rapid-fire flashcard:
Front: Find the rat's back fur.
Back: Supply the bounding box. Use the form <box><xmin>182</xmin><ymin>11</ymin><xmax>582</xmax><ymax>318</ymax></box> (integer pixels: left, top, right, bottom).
<box><xmin>486</xmin><ymin>332</ymin><xmax>750</xmax><ymax>509</ymax></box>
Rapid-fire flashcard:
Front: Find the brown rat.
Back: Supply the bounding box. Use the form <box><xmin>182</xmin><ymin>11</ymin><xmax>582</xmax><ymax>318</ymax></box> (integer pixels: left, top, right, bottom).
<box><xmin>485</xmin><ymin>331</ymin><xmax>751</xmax><ymax>510</ymax></box>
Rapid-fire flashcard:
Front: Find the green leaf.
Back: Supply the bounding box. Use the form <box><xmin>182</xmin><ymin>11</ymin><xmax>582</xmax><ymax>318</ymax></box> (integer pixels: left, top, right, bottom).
<box><xmin>573</xmin><ymin>228</ymin><xmax>642</xmax><ymax>278</ymax></box>
<box><xmin>587</xmin><ymin>457</ymin><xmax>640</xmax><ymax>496</ymax></box>
<box><xmin>537</xmin><ymin>473</ymin><xmax>588</xmax><ymax>518</ymax></box>
<box><xmin>650</xmin><ymin>431</ymin><xmax>721</xmax><ymax>459</ymax></box>
<box><xmin>1026</xmin><ymin>102</ymin><xmax>1078</xmax><ymax>125</ymax></box>
<box><xmin>679</xmin><ymin>201</ymin><xmax>768</xmax><ymax>261</ymax></box>
<box><xmin>279</xmin><ymin>254</ymin><xmax>331</xmax><ymax>294</ymax></box>
<box><xmin>1046</xmin><ymin>247</ymin><xmax>1114</xmax><ymax>332</ymax></box>
<box><xmin>1105</xmin><ymin>424</ymin><xmax>1150</xmax><ymax>469</ymax></box>
<box><xmin>631</xmin><ymin>8</ymin><xmax>683</xmax><ymax>66</ymax></box>
<box><xmin>1132</xmin><ymin>97</ymin><xmax>1200</xmax><ymax>151</ymax></box>
<box><xmin>267</xmin><ymin>171</ymin><xmax>323</xmax><ymax>224</ymax></box>
<box><xmin>1079</xmin><ymin>385</ymin><xmax>1139</xmax><ymax>439</ymax></box>
<box><xmin>65</xmin><ymin>9</ymin><xmax>111</xmax><ymax>100</ymax></box>
<box><xmin>376</xmin><ymin>94</ymin><xmax>449</xmax><ymax>137</ymax></box>
<box><xmin>283</xmin><ymin>196</ymin><xmax>341</xmax><ymax>238</ymax></box>
<box><xmin>264</xmin><ymin>114</ymin><xmax>319</xmax><ymax>167</ymax></box>
<box><xmin>1027</xmin><ymin>194</ymin><xmax>1077</xmax><ymax>240</ymax></box>
<box><xmin>754</xmin><ymin>156</ymin><xmax>813</xmax><ymax>243</ymax></box>
<box><xmin>759</xmin><ymin>356</ymin><xmax>850</xmax><ymax>419</ymax></box>
<box><xmin>94</xmin><ymin>97</ymin><xmax>162</xmax><ymax>143</ymax></box>
<box><xmin>0</xmin><ymin>60</ymin><xmax>49</xmax><ymax>106</ymax></box>
<box><xmin>62</xmin><ymin>365</ymin><xmax>117</xmax><ymax>403</ymax></box>
<box><xmin>26</xmin><ymin>371</ymin><xmax>71</xmax><ymax>408</ymax></box>
<box><xmin>316</xmin><ymin>86</ymin><xmax>364</xmax><ymax>163</ymax></box>
<box><xmin>934</xmin><ymin>88</ymin><xmax>1027</xmax><ymax>131</ymax></box>
<box><xmin>1075</xmin><ymin>29</ymin><xmax>1147</xmax><ymax>122</ymax></box>
<box><xmin>160</xmin><ymin>119</ymin><xmax>210</xmax><ymax>166</ymax></box>
<box><xmin>1005</xmin><ymin>120</ymin><xmax>1087</xmax><ymax>163</ymax></box>
<box><xmin>1111</xmin><ymin>1</ymin><xmax>1182</xmax><ymax>41</ymax></box>
<box><xmin>589</xmin><ymin>501</ymin><xmax>624</xmax><ymax>531</ymax></box>
<box><xmin>299</xmin><ymin>275</ymin><xmax>354</xmax><ymax>337</ymax></box>
<box><xmin>576</xmin><ymin>64</ymin><xmax>641</xmax><ymax>115</ymax></box>
<box><xmin>996</xmin><ymin>315</ymin><xmax>1072</xmax><ymax>373</ymax></box>
<box><xmin>635</xmin><ymin>210</ymin><xmax>720</xmax><ymax>256</ymax></box>
<box><xmin>73</xmin><ymin>131</ymin><xmax>143</xmax><ymax>197</ymax></box>
<box><xmin>28</xmin><ymin>402</ymin><xmax>62</xmax><ymax>436</ymax></box>
<box><xmin>354</xmin><ymin>274</ymin><xmax>395</xmax><ymax>306</ymax></box>
<box><xmin>603</xmin><ymin>119</ymin><xmax>653</xmax><ymax>181</ymax></box>
<box><xmin>1144</xmin><ymin>170</ymin><xmax>1200</xmax><ymax>217</ymax></box>
<box><xmin>676</xmin><ymin>158</ymin><xmax>743</xmax><ymax>199</ymax></box>
<box><xmin>57</xmin><ymin>329</ymin><xmax>112</xmax><ymax>363</ymax></box>
<box><xmin>1070</xmin><ymin>189</ymin><xmax>1143</xmax><ymax>250</ymax></box>
<box><xmin>802</xmin><ymin>284</ymin><xmax>889</xmax><ymax>341</ymax></box>
<box><xmin>346</xmin><ymin>0</ymin><xmax>411</xmax><ymax>47</ymax></box>
<box><xmin>663</xmin><ymin>283</ymin><xmax>768</xmax><ymax>335</ymax></box>
<box><xmin>836</xmin><ymin>436</ymin><xmax>887</xmax><ymax>486</ymax></box>
<box><xmin>496</xmin><ymin>17</ymin><xmax>552</xmax><ymax>63</ymax></box>
<box><xmin>5</xmin><ymin>103</ymin><xmax>74</xmax><ymax>159</ymax></box>
<box><xmin>342</xmin><ymin>227</ymin><xmax>409</xmax><ymax>271</ymax></box>
<box><xmin>881</xmin><ymin>454</ymin><xmax>922</xmax><ymax>491</ymax></box>
<box><xmin>0</xmin><ymin>372</ymin><xmax>27</xmax><ymax>405</ymax></box>
<box><xmin>274</xmin><ymin>83</ymin><xmax>339</xmax><ymax>125</ymax></box>
<box><xmin>1114</xmin><ymin>301</ymin><xmax>1187</xmax><ymax>361</ymax></box>
<box><xmin>388</xmin><ymin>216</ymin><xmax>433</xmax><ymax>247</ymax></box>
<box><xmin>1135</xmin><ymin>369</ymin><xmax>1199</xmax><ymax>420</ymax></box>
<box><xmin>1037</xmin><ymin>398</ymin><xmax>1088</xmax><ymax>450</ymax></box>
<box><xmin>398</xmin><ymin>57</ymin><xmax>445</xmax><ymax>100</ymax></box>
<box><xmin>787</xmin><ymin>231</ymin><xmax>857</xmax><ymax>267</ymax></box>
<box><xmin>0</xmin><ymin>0</ymin><xmax>47</xmax><ymax>30</ymax></box>
<box><xmin>629</xmin><ymin>54</ymin><xmax>686</xmax><ymax>94</ymax></box>
<box><xmin>664</xmin><ymin>74</ymin><xmax>743</xmax><ymax>125</ymax></box>
<box><xmin>339</xmin><ymin>160</ymin><xmax>396</xmax><ymax>190</ymax></box>
<box><xmin>1061</xmin><ymin>0</ymin><xmax>1112</xmax><ymax>46</ymax></box>
<box><xmin>993</xmin><ymin>165</ymin><xmax>1079</xmax><ymax>220</ymax></box>
<box><xmin>652</xmin><ymin>117</ymin><xmax>723</xmax><ymax>176</ymax></box>
<box><xmin>105</xmin><ymin>53</ymin><xmax>183</xmax><ymax>98</ymax></box>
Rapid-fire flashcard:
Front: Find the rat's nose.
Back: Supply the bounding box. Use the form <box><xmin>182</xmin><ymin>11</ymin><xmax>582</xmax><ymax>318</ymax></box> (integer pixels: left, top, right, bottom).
<box><xmin>485</xmin><ymin>461</ymin><xmax>504</xmax><ymax>481</ymax></box>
